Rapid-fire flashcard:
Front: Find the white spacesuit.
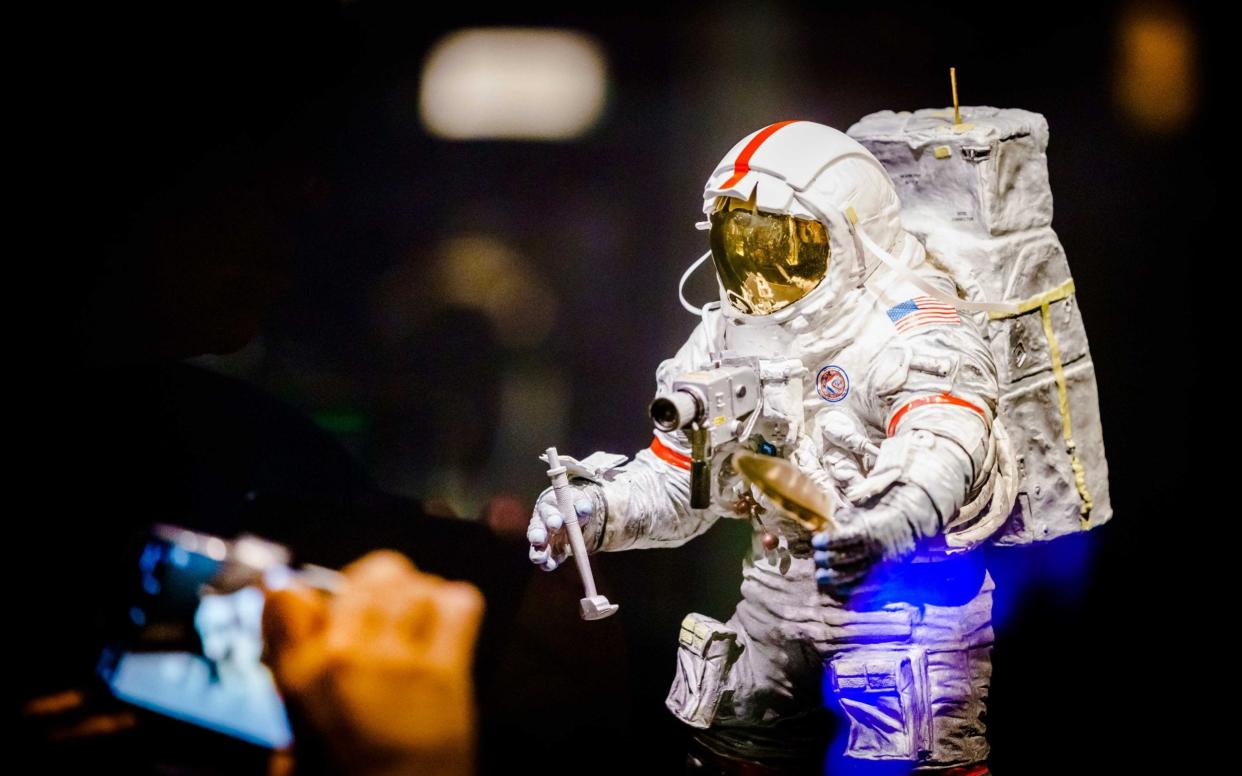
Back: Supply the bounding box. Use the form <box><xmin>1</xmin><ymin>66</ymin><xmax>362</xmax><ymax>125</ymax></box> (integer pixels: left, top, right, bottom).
<box><xmin>529</xmin><ymin>121</ymin><xmax>1016</xmax><ymax>772</ymax></box>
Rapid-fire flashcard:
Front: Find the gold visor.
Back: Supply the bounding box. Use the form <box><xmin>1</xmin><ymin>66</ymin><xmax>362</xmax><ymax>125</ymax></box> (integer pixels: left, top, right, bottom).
<box><xmin>708</xmin><ymin>196</ymin><xmax>830</xmax><ymax>315</ymax></box>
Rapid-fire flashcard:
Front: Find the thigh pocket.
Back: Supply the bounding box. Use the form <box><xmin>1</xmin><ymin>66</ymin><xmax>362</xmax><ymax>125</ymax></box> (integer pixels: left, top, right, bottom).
<box><xmin>826</xmin><ymin>648</ymin><xmax>932</xmax><ymax>761</ymax></box>
<box><xmin>665</xmin><ymin>613</ymin><xmax>744</xmax><ymax>729</ymax></box>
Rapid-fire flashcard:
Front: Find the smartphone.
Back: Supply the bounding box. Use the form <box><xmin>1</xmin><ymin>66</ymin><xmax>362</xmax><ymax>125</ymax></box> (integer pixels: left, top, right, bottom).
<box><xmin>97</xmin><ymin>524</ymin><xmax>336</xmax><ymax>749</ymax></box>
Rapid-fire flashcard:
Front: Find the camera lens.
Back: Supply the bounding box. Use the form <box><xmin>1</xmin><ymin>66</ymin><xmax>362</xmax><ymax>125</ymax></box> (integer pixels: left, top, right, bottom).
<box><xmin>649</xmin><ymin>391</ymin><xmax>698</xmax><ymax>431</ymax></box>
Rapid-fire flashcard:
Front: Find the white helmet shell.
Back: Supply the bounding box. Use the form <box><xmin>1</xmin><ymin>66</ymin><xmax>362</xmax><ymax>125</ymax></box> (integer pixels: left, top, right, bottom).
<box><xmin>702</xmin><ymin>120</ymin><xmax>906</xmax><ymax>326</ymax></box>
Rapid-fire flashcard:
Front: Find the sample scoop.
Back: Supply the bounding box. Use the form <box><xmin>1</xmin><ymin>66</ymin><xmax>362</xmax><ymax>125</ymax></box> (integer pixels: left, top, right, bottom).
<box><xmin>732</xmin><ymin>450</ymin><xmax>837</xmax><ymax>532</ymax></box>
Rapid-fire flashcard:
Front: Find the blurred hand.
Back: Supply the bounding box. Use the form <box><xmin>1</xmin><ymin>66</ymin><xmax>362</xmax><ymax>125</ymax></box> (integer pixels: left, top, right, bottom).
<box><xmin>263</xmin><ymin>551</ymin><xmax>484</xmax><ymax>776</ymax></box>
<box><xmin>526</xmin><ymin>485</ymin><xmax>595</xmax><ymax>571</ymax></box>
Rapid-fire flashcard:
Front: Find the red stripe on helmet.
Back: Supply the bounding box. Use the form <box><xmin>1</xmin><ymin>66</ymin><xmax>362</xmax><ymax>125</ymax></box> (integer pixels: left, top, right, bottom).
<box><xmin>720</xmin><ymin>120</ymin><xmax>800</xmax><ymax>190</ymax></box>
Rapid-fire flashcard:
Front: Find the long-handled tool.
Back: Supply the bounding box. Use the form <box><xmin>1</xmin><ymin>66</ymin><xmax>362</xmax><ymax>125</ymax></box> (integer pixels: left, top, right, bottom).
<box><xmin>545</xmin><ymin>446</ymin><xmax>619</xmax><ymax>620</ymax></box>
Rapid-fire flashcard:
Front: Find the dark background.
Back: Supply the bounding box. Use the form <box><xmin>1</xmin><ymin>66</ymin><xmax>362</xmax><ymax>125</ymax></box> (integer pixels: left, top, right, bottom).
<box><xmin>22</xmin><ymin>0</ymin><xmax>1209</xmax><ymax>772</ymax></box>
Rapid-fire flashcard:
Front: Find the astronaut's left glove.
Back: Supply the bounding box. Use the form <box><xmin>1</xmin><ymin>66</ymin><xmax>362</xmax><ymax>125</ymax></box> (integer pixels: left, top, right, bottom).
<box><xmin>811</xmin><ymin>482</ymin><xmax>939</xmax><ymax>599</ymax></box>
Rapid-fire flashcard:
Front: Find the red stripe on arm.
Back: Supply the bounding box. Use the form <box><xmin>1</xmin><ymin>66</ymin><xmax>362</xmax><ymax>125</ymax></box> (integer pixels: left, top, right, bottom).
<box><xmin>886</xmin><ymin>393</ymin><xmax>989</xmax><ymax>438</ymax></box>
<box><xmin>650</xmin><ymin>435</ymin><xmax>692</xmax><ymax>470</ymax></box>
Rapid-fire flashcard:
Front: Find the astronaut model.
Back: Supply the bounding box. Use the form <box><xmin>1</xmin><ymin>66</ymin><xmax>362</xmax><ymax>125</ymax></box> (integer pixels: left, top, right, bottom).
<box><xmin>529</xmin><ymin>120</ymin><xmax>1020</xmax><ymax>772</ymax></box>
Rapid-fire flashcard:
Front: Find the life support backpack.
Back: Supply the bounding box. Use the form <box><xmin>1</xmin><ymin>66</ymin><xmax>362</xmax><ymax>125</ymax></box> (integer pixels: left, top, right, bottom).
<box><xmin>847</xmin><ymin>106</ymin><xmax>1111</xmax><ymax>546</ymax></box>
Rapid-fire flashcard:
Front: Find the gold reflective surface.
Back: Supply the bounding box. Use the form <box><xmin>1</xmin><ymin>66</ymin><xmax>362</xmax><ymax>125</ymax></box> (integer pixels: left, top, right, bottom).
<box><xmin>732</xmin><ymin>451</ymin><xmax>836</xmax><ymax>532</ymax></box>
<box><xmin>709</xmin><ymin>196</ymin><xmax>830</xmax><ymax>315</ymax></box>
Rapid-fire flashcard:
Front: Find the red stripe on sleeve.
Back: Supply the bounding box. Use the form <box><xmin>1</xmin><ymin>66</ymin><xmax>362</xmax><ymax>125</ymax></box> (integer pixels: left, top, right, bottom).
<box><xmin>886</xmin><ymin>393</ymin><xmax>989</xmax><ymax>438</ymax></box>
<box><xmin>649</xmin><ymin>435</ymin><xmax>692</xmax><ymax>470</ymax></box>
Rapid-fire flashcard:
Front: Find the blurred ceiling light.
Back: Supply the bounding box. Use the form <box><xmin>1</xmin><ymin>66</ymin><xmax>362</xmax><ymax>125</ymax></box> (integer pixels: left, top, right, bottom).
<box><xmin>1115</xmin><ymin>1</ymin><xmax>1198</xmax><ymax>134</ymax></box>
<box><xmin>420</xmin><ymin>28</ymin><xmax>608</xmax><ymax>141</ymax></box>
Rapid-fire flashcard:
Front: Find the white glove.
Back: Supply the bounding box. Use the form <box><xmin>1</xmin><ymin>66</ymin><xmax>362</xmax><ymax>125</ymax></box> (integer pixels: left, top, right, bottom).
<box><xmin>526</xmin><ymin>483</ymin><xmax>598</xmax><ymax>572</ymax></box>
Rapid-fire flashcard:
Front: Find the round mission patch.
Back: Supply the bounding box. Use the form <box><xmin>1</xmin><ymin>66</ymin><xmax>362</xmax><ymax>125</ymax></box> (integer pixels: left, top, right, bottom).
<box><xmin>816</xmin><ymin>364</ymin><xmax>850</xmax><ymax>403</ymax></box>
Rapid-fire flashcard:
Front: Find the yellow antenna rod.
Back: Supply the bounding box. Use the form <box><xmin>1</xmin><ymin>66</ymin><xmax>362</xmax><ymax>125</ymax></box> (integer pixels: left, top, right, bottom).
<box><xmin>950</xmin><ymin>67</ymin><xmax>961</xmax><ymax>124</ymax></box>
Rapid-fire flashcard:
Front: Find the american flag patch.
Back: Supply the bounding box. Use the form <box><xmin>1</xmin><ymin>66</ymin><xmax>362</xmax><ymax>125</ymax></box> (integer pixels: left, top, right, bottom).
<box><xmin>886</xmin><ymin>296</ymin><xmax>961</xmax><ymax>332</ymax></box>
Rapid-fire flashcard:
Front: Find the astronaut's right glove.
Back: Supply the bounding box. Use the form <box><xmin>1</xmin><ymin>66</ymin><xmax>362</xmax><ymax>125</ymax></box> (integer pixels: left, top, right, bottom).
<box><xmin>811</xmin><ymin>482</ymin><xmax>939</xmax><ymax>599</ymax></box>
<box><xmin>526</xmin><ymin>482</ymin><xmax>603</xmax><ymax>572</ymax></box>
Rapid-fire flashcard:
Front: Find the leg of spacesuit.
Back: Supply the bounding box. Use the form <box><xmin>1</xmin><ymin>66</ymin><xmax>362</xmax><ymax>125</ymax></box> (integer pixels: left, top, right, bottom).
<box><xmin>824</xmin><ymin>555</ymin><xmax>995</xmax><ymax>772</ymax></box>
<box><xmin>670</xmin><ymin>551</ymin><xmax>994</xmax><ymax>774</ymax></box>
